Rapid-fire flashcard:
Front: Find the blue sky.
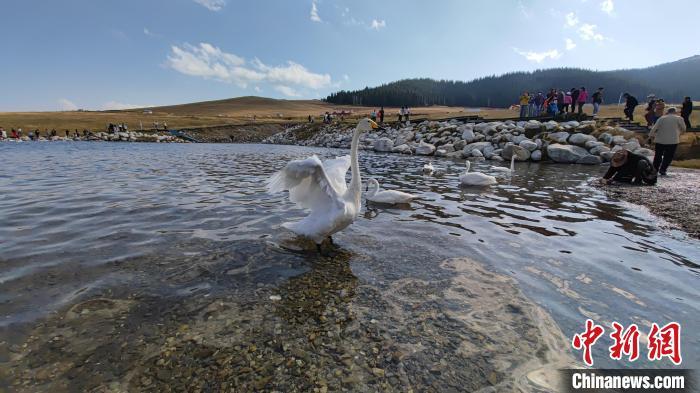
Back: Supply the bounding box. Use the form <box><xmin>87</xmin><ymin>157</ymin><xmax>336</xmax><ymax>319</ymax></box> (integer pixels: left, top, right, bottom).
<box><xmin>1</xmin><ymin>0</ymin><xmax>697</xmax><ymax>111</ymax></box>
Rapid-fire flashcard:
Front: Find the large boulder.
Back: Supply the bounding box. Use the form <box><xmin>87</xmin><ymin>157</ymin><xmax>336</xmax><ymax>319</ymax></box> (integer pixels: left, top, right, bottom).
<box><xmin>512</xmin><ymin>134</ymin><xmax>529</xmax><ymax>144</ymax></box>
<box><xmin>530</xmin><ymin>149</ymin><xmax>542</xmax><ymax>161</ymax></box>
<box><xmin>392</xmin><ymin>144</ymin><xmax>412</xmax><ymax>154</ymax></box>
<box><xmin>585</xmin><ymin>140</ymin><xmax>605</xmax><ymax>149</ymax></box>
<box><xmin>568</xmin><ymin>133</ymin><xmax>597</xmax><ymax>146</ymax></box>
<box><xmin>462</xmin><ymin>141</ymin><xmax>491</xmax><ymax>156</ymax></box>
<box><xmin>622</xmin><ymin>139</ymin><xmax>641</xmax><ymax>152</ymax></box>
<box><xmin>548</xmin><ymin>131</ymin><xmax>570</xmax><ymax>144</ymax></box>
<box><xmin>503</xmin><ymin>143</ymin><xmax>531</xmax><ymax>161</ymax></box>
<box><xmin>454</xmin><ymin>140</ymin><xmax>466</xmax><ymax>150</ymax></box>
<box><xmin>394</xmin><ymin>131</ymin><xmax>415</xmax><ymax>146</ymax></box>
<box><xmin>547</xmin><ymin>143</ymin><xmax>589</xmax><ymax>163</ymax></box>
<box><xmin>373</xmin><ymin>137</ymin><xmax>394</xmax><ymax>152</ymax></box>
<box><xmin>600</xmin><ymin>151</ymin><xmax>614</xmax><ymax>162</ymax></box>
<box><xmin>415</xmin><ymin>141</ymin><xmax>436</xmax><ymax>155</ymax></box>
<box><xmin>461</xmin><ymin>128</ymin><xmax>476</xmax><ymax>142</ymax></box>
<box><xmin>519</xmin><ymin>139</ymin><xmax>538</xmax><ymax>152</ymax></box>
<box><xmin>576</xmin><ymin>155</ymin><xmax>603</xmax><ymax>165</ymax></box>
<box><xmin>590</xmin><ymin>145</ymin><xmax>611</xmax><ymax>156</ymax></box>
<box><xmin>598</xmin><ymin>132</ymin><xmax>614</xmax><ymax>145</ymax></box>
<box><xmin>483</xmin><ymin>144</ymin><xmax>495</xmax><ymax>159</ymax></box>
<box><xmin>612</xmin><ymin>135</ymin><xmax>627</xmax><ymax>145</ymax></box>
<box><xmin>471</xmin><ymin>149</ymin><xmax>484</xmax><ymax>158</ymax></box>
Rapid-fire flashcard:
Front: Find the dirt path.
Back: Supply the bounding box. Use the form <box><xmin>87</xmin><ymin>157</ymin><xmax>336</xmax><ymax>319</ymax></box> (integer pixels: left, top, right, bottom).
<box><xmin>602</xmin><ymin>168</ymin><xmax>700</xmax><ymax>239</ymax></box>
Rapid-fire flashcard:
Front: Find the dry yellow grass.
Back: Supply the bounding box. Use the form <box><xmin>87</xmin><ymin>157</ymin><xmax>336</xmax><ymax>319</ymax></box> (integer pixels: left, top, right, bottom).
<box><xmin>0</xmin><ymin>96</ymin><xmax>465</xmax><ymax>132</ymax></box>
<box><xmin>2</xmin><ymin>97</ymin><xmax>696</xmax><ymax>131</ymax></box>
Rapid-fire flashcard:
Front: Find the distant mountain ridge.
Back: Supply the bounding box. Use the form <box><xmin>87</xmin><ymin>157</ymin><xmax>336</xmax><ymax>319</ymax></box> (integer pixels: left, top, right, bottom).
<box><xmin>325</xmin><ymin>55</ymin><xmax>700</xmax><ymax>108</ymax></box>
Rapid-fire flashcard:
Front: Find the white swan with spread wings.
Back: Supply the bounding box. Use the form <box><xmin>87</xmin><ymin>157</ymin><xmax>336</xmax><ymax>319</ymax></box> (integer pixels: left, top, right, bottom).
<box><xmin>267</xmin><ymin>119</ymin><xmax>380</xmax><ymax>244</ymax></box>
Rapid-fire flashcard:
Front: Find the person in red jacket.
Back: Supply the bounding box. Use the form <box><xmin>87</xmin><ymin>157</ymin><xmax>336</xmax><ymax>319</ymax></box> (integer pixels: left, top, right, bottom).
<box><xmin>576</xmin><ymin>87</ymin><xmax>588</xmax><ymax>115</ymax></box>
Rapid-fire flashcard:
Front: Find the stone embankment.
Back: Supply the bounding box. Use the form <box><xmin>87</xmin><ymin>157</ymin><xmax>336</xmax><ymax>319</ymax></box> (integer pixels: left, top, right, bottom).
<box><xmin>263</xmin><ymin>119</ymin><xmax>653</xmax><ymax>164</ymax></box>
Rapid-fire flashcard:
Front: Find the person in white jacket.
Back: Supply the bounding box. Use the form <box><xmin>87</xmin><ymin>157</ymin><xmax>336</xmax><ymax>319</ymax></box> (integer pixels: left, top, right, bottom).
<box><xmin>648</xmin><ymin>107</ymin><xmax>686</xmax><ymax>176</ymax></box>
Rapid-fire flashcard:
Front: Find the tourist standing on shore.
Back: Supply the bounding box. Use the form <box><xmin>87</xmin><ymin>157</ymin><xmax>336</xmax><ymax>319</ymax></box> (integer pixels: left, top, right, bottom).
<box><xmin>370</xmin><ymin>109</ymin><xmax>377</xmax><ymax>121</ymax></box>
<box><xmin>648</xmin><ymin>107</ymin><xmax>686</xmax><ymax>176</ymax></box>
<box><xmin>398</xmin><ymin>106</ymin><xmax>404</xmax><ymax>122</ymax></box>
<box><xmin>0</xmin><ymin>127</ymin><xmax>6</xmax><ymax>140</ymax></box>
<box><xmin>570</xmin><ymin>87</ymin><xmax>580</xmax><ymax>110</ymax></box>
<box><xmin>405</xmin><ymin>106</ymin><xmax>411</xmax><ymax>122</ymax></box>
<box><xmin>623</xmin><ymin>93</ymin><xmax>638</xmax><ymax>121</ymax></box>
<box><xmin>557</xmin><ymin>90</ymin><xmax>565</xmax><ymax>114</ymax></box>
<box><xmin>644</xmin><ymin>95</ymin><xmax>657</xmax><ymax>126</ymax></box>
<box><xmin>591</xmin><ymin>87</ymin><xmax>604</xmax><ymax>116</ymax></box>
<box><xmin>562</xmin><ymin>92</ymin><xmax>572</xmax><ymax>113</ymax></box>
<box><xmin>528</xmin><ymin>94</ymin><xmax>536</xmax><ymax>117</ymax></box>
<box><xmin>379</xmin><ymin>107</ymin><xmax>385</xmax><ymax>123</ymax></box>
<box><xmin>654</xmin><ymin>99</ymin><xmax>665</xmax><ymax>124</ymax></box>
<box><xmin>576</xmin><ymin>87</ymin><xmax>588</xmax><ymax>115</ymax></box>
<box><xmin>681</xmin><ymin>96</ymin><xmax>693</xmax><ymax>128</ymax></box>
<box><xmin>519</xmin><ymin>91</ymin><xmax>530</xmax><ymax>118</ymax></box>
<box><xmin>534</xmin><ymin>92</ymin><xmax>545</xmax><ymax>116</ymax></box>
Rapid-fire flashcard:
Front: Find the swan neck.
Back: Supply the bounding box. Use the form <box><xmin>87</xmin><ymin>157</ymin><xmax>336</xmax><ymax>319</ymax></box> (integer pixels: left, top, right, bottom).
<box><xmin>465</xmin><ymin>161</ymin><xmax>471</xmax><ymax>172</ymax></box>
<box><xmin>349</xmin><ymin>126</ymin><xmax>362</xmax><ymax>193</ymax></box>
<box><xmin>510</xmin><ymin>155</ymin><xmax>515</xmax><ymax>171</ymax></box>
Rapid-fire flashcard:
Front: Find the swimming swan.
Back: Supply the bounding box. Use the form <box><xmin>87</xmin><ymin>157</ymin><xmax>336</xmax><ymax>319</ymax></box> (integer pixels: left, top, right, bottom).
<box><xmin>459</xmin><ymin>161</ymin><xmax>497</xmax><ymax>186</ymax></box>
<box><xmin>366</xmin><ymin>178</ymin><xmax>416</xmax><ymax>204</ymax></box>
<box><xmin>267</xmin><ymin>118</ymin><xmax>381</xmax><ymax>245</ymax></box>
<box><xmin>492</xmin><ymin>155</ymin><xmax>516</xmax><ymax>174</ymax></box>
<box><xmin>422</xmin><ymin>161</ymin><xmax>434</xmax><ymax>173</ymax></box>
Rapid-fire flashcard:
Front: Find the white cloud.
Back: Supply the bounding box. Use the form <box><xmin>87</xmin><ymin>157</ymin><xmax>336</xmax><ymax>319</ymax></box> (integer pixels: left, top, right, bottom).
<box><xmin>600</xmin><ymin>0</ymin><xmax>614</xmax><ymax>15</ymax></box>
<box><xmin>254</xmin><ymin>86</ymin><xmax>262</xmax><ymax>93</ymax></box>
<box><xmin>342</xmin><ymin>74</ymin><xmax>349</xmax><ymax>81</ymax></box>
<box><xmin>578</xmin><ymin>23</ymin><xmax>605</xmax><ymax>40</ymax></box>
<box><xmin>58</xmin><ymin>98</ymin><xmax>78</xmax><ymax>111</ymax></box>
<box><xmin>166</xmin><ymin>42</ymin><xmax>332</xmax><ymax>90</ymax></box>
<box><xmin>513</xmin><ymin>48</ymin><xmax>562</xmax><ymax>63</ymax></box>
<box><xmin>274</xmin><ymin>85</ymin><xmax>301</xmax><ymax>97</ymax></box>
<box><xmin>565</xmin><ymin>38</ymin><xmax>577</xmax><ymax>50</ymax></box>
<box><xmin>252</xmin><ymin>58</ymin><xmax>332</xmax><ymax>89</ymax></box>
<box><xmin>310</xmin><ymin>0</ymin><xmax>321</xmax><ymax>22</ymax></box>
<box><xmin>565</xmin><ymin>12</ymin><xmax>579</xmax><ymax>27</ymax></box>
<box><xmin>370</xmin><ymin>19</ymin><xmax>386</xmax><ymax>30</ymax></box>
<box><xmin>193</xmin><ymin>0</ymin><xmax>226</xmax><ymax>11</ymax></box>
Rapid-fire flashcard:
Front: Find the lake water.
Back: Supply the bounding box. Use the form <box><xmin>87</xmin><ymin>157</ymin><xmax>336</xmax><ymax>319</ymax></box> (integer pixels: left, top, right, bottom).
<box><xmin>1</xmin><ymin>142</ymin><xmax>698</xmax><ymax>391</ymax></box>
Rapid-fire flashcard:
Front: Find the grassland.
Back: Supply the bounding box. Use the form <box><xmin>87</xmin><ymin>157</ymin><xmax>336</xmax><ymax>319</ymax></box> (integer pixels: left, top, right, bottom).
<box><xmin>1</xmin><ymin>96</ymin><xmax>697</xmax><ymax>161</ymax></box>
<box><xmin>0</xmin><ymin>96</ymin><xmax>465</xmax><ymax>132</ymax></box>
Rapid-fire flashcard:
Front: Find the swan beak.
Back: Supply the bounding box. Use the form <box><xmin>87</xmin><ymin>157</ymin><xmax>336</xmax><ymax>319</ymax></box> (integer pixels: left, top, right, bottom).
<box><xmin>369</xmin><ymin>120</ymin><xmax>384</xmax><ymax>131</ymax></box>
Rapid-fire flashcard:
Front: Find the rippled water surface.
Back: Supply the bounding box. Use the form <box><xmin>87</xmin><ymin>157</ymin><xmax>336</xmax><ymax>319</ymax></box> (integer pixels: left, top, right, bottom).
<box><xmin>1</xmin><ymin>142</ymin><xmax>698</xmax><ymax>391</ymax></box>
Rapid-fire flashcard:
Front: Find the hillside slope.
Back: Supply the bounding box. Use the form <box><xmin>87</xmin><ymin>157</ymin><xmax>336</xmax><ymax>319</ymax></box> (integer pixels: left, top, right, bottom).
<box><xmin>326</xmin><ymin>55</ymin><xmax>700</xmax><ymax>108</ymax></box>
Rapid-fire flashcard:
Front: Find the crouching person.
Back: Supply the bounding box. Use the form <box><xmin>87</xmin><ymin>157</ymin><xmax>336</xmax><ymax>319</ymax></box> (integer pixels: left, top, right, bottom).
<box><xmin>601</xmin><ymin>150</ymin><xmax>657</xmax><ymax>185</ymax></box>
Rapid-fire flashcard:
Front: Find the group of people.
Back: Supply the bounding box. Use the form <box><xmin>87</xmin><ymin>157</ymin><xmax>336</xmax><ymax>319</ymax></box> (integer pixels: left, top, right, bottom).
<box><xmin>602</xmin><ymin>106</ymin><xmax>688</xmax><ymax>185</ymax></box>
<box><xmin>107</xmin><ymin>123</ymin><xmax>128</xmax><ymax>133</ymax></box>
<box><xmin>0</xmin><ymin>127</ymin><xmax>92</xmax><ymax>140</ymax></box>
<box><xmin>623</xmin><ymin>93</ymin><xmax>693</xmax><ymax>129</ymax></box>
<box><xmin>369</xmin><ymin>107</ymin><xmax>385</xmax><ymax>123</ymax></box>
<box><xmin>519</xmin><ymin>87</ymin><xmax>603</xmax><ymax>119</ymax></box>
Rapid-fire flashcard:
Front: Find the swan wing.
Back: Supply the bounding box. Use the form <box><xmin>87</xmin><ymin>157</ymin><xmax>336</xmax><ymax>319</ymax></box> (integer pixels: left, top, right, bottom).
<box><xmin>321</xmin><ymin>155</ymin><xmax>351</xmax><ymax>194</ymax></box>
<box><xmin>268</xmin><ymin>155</ymin><xmax>344</xmax><ymax>210</ymax></box>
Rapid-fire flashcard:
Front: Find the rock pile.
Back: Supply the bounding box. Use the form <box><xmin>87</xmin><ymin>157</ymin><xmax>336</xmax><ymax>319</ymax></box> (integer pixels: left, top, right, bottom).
<box><xmin>263</xmin><ymin>119</ymin><xmax>654</xmax><ymax>164</ymax></box>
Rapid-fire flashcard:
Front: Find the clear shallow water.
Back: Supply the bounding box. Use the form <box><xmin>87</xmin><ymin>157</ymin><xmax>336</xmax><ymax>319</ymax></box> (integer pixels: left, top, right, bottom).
<box><xmin>1</xmin><ymin>142</ymin><xmax>698</xmax><ymax>390</ymax></box>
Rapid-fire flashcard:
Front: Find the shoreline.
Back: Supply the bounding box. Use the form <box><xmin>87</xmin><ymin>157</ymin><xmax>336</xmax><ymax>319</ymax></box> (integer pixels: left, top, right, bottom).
<box><xmin>601</xmin><ymin>168</ymin><xmax>700</xmax><ymax>239</ymax></box>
